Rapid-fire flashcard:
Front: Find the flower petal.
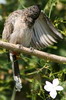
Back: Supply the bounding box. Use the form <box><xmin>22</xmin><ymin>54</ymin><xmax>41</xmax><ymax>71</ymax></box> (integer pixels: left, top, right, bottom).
<box><xmin>53</xmin><ymin>79</ymin><xmax>59</xmax><ymax>86</ymax></box>
<box><xmin>50</xmin><ymin>90</ymin><xmax>57</xmax><ymax>99</ymax></box>
<box><xmin>56</xmin><ymin>86</ymin><xmax>63</xmax><ymax>91</ymax></box>
<box><xmin>44</xmin><ymin>81</ymin><xmax>53</xmax><ymax>92</ymax></box>
<box><xmin>44</xmin><ymin>85</ymin><xmax>51</xmax><ymax>92</ymax></box>
<box><xmin>46</xmin><ymin>81</ymin><xmax>52</xmax><ymax>86</ymax></box>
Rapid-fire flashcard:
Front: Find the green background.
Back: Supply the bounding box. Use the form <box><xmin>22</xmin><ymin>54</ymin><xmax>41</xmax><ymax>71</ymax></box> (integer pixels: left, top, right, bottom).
<box><xmin>0</xmin><ymin>0</ymin><xmax>66</xmax><ymax>100</ymax></box>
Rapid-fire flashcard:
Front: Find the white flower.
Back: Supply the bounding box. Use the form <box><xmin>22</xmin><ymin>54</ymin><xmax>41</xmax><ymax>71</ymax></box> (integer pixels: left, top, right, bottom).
<box><xmin>44</xmin><ymin>79</ymin><xmax>63</xmax><ymax>99</ymax></box>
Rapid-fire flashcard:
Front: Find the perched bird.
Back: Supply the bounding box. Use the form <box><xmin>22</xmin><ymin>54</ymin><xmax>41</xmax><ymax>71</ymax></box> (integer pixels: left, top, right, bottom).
<box><xmin>2</xmin><ymin>5</ymin><xmax>63</xmax><ymax>91</ymax></box>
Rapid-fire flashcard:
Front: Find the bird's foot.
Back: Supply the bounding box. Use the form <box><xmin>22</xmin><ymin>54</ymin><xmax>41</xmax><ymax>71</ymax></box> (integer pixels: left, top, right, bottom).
<box><xmin>17</xmin><ymin>44</ymin><xmax>23</xmax><ymax>49</ymax></box>
<box><xmin>14</xmin><ymin>76</ymin><xmax>22</xmax><ymax>92</ymax></box>
<box><xmin>30</xmin><ymin>47</ymin><xmax>34</xmax><ymax>53</ymax></box>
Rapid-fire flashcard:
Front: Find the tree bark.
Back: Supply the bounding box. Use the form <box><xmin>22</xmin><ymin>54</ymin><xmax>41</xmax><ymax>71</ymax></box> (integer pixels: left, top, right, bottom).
<box><xmin>0</xmin><ymin>41</ymin><xmax>66</xmax><ymax>63</ymax></box>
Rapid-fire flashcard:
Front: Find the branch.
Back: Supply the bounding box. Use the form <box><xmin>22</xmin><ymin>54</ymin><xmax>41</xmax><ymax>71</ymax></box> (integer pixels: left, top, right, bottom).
<box><xmin>0</xmin><ymin>40</ymin><xmax>66</xmax><ymax>63</ymax></box>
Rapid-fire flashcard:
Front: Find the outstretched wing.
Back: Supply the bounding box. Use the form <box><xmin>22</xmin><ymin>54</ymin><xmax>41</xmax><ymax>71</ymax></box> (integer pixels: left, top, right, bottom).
<box><xmin>30</xmin><ymin>12</ymin><xmax>63</xmax><ymax>49</ymax></box>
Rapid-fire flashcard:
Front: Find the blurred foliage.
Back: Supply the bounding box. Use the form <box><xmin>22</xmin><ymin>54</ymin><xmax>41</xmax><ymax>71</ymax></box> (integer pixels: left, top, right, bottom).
<box><xmin>0</xmin><ymin>0</ymin><xmax>66</xmax><ymax>100</ymax></box>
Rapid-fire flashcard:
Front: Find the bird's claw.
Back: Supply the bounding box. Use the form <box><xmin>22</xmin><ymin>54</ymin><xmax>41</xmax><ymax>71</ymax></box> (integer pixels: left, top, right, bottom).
<box><xmin>17</xmin><ymin>44</ymin><xmax>23</xmax><ymax>49</ymax></box>
<box><xmin>30</xmin><ymin>47</ymin><xmax>34</xmax><ymax>52</ymax></box>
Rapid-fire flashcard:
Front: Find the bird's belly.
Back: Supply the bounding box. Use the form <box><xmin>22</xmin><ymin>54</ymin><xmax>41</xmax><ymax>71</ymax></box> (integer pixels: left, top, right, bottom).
<box><xmin>20</xmin><ymin>29</ymin><xmax>32</xmax><ymax>47</ymax></box>
<box><xmin>10</xmin><ymin>28</ymin><xmax>32</xmax><ymax>47</ymax></box>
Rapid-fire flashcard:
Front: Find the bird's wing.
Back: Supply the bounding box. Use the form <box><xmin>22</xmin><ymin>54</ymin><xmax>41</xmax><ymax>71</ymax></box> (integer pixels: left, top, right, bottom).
<box><xmin>2</xmin><ymin>10</ymin><xmax>23</xmax><ymax>41</ymax></box>
<box><xmin>2</xmin><ymin>22</ymin><xmax>13</xmax><ymax>41</ymax></box>
<box><xmin>30</xmin><ymin>12</ymin><xmax>63</xmax><ymax>49</ymax></box>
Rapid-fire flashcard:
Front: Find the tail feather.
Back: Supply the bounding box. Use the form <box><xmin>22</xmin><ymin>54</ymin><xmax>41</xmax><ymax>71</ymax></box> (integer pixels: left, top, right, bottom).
<box><xmin>9</xmin><ymin>52</ymin><xmax>22</xmax><ymax>91</ymax></box>
<box><xmin>11</xmin><ymin>54</ymin><xmax>20</xmax><ymax>77</ymax></box>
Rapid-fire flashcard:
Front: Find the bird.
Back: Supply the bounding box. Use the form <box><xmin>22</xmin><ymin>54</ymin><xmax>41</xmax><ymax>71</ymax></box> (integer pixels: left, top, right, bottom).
<box><xmin>2</xmin><ymin>5</ymin><xmax>63</xmax><ymax>91</ymax></box>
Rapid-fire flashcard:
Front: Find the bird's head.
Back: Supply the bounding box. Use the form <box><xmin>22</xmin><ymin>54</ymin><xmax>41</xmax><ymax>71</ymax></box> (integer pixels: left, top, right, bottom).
<box><xmin>23</xmin><ymin>5</ymin><xmax>41</xmax><ymax>27</ymax></box>
<box><xmin>26</xmin><ymin>5</ymin><xmax>41</xmax><ymax>20</ymax></box>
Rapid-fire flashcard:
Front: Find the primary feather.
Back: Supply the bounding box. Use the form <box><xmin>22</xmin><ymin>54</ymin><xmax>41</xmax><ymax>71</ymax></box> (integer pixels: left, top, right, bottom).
<box><xmin>30</xmin><ymin>12</ymin><xmax>63</xmax><ymax>49</ymax></box>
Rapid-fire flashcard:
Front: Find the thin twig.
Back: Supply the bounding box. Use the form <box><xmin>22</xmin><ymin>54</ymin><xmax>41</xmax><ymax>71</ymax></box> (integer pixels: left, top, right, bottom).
<box><xmin>27</xmin><ymin>63</ymin><xmax>48</xmax><ymax>76</ymax></box>
<box><xmin>11</xmin><ymin>86</ymin><xmax>16</xmax><ymax>100</ymax></box>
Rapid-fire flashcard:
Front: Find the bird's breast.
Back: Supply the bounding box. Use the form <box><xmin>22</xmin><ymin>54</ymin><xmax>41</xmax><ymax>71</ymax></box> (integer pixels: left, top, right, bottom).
<box><xmin>20</xmin><ymin>28</ymin><xmax>33</xmax><ymax>47</ymax></box>
<box><xmin>10</xmin><ymin>27</ymin><xmax>33</xmax><ymax>47</ymax></box>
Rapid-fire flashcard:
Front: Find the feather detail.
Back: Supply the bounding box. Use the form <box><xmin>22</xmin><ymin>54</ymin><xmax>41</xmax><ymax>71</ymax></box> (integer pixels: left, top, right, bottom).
<box><xmin>30</xmin><ymin>12</ymin><xmax>63</xmax><ymax>49</ymax></box>
<box><xmin>10</xmin><ymin>53</ymin><xmax>22</xmax><ymax>91</ymax></box>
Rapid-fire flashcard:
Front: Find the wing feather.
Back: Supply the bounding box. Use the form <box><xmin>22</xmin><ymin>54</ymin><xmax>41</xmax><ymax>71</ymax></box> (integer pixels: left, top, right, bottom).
<box><xmin>2</xmin><ymin>10</ymin><xmax>23</xmax><ymax>41</ymax></box>
<box><xmin>30</xmin><ymin>12</ymin><xmax>63</xmax><ymax>49</ymax></box>
<box><xmin>2</xmin><ymin>23</ymin><xmax>13</xmax><ymax>41</ymax></box>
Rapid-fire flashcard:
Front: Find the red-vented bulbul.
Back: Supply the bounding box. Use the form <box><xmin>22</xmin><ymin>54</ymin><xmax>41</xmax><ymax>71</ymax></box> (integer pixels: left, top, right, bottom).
<box><xmin>2</xmin><ymin>5</ymin><xmax>63</xmax><ymax>91</ymax></box>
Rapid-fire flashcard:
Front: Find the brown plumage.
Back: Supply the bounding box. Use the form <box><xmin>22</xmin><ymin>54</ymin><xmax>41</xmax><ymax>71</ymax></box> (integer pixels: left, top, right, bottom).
<box><xmin>2</xmin><ymin>5</ymin><xmax>63</xmax><ymax>91</ymax></box>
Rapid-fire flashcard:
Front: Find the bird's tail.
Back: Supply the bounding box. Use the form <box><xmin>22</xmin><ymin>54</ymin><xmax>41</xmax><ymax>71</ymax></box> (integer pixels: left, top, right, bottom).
<box><xmin>9</xmin><ymin>52</ymin><xmax>22</xmax><ymax>91</ymax></box>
